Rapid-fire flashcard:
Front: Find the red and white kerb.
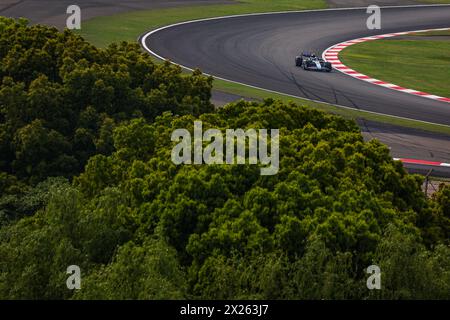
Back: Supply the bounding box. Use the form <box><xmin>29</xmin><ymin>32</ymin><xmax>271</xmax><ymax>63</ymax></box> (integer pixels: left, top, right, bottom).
<box><xmin>322</xmin><ymin>28</ymin><xmax>450</xmax><ymax>104</ymax></box>
<box><xmin>394</xmin><ymin>158</ymin><xmax>450</xmax><ymax>168</ymax></box>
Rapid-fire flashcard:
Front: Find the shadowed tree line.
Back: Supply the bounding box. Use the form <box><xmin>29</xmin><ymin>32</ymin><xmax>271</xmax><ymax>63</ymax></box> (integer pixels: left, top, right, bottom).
<box><xmin>0</xmin><ymin>17</ymin><xmax>449</xmax><ymax>300</ymax></box>
<box><xmin>0</xmin><ymin>16</ymin><xmax>213</xmax><ymax>223</ymax></box>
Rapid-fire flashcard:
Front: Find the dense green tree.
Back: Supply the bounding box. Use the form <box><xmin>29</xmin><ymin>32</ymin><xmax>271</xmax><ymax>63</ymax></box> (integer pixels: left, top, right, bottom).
<box><xmin>72</xmin><ymin>100</ymin><xmax>450</xmax><ymax>299</ymax></box>
<box><xmin>75</xmin><ymin>239</ymin><xmax>187</xmax><ymax>300</ymax></box>
<box><xmin>1</xmin><ymin>98</ymin><xmax>448</xmax><ymax>300</ymax></box>
<box><xmin>0</xmin><ymin>16</ymin><xmax>448</xmax><ymax>300</ymax></box>
<box><xmin>0</xmin><ymin>183</ymin><xmax>87</xmax><ymax>299</ymax></box>
<box><xmin>372</xmin><ymin>225</ymin><xmax>450</xmax><ymax>299</ymax></box>
<box><xmin>0</xmin><ymin>16</ymin><xmax>213</xmax><ymax>221</ymax></box>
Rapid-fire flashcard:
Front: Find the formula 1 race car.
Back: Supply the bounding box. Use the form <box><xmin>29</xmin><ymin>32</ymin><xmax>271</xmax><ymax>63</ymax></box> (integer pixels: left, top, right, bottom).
<box><xmin>295</xmin><ymin>52</ymin><xmax>332</xmax><ymax>72</ymax></box>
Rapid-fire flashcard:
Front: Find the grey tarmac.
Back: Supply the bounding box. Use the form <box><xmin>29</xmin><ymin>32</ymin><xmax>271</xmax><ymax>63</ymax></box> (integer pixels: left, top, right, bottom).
<box><xmin>1</xmin><ymin>1</ymin><xmax>449</xmax><ymax>174</ymax></box>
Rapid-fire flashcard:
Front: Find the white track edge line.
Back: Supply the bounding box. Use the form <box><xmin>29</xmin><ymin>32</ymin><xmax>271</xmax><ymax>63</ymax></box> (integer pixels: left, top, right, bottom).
<box><xmin>139</xmin><ymin>4</ymin><xmax>450</xmax><ymax>129</ymax></box>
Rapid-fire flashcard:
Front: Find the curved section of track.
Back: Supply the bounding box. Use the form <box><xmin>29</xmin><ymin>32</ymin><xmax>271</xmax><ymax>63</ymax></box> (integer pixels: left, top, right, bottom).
<box><xmin>141</xmin><ymin>5</ymin><xmax>450</xmax><ymax>126</ymax></box>
<box><xmin>322</xmin><ymin>27</ymin><xmax>450</xmax><ymax>104</ymax></box>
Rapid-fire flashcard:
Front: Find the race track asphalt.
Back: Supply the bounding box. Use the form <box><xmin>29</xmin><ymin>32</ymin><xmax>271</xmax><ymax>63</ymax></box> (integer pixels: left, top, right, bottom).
<box><xmin>142</xmin><ymin>5</ymin><xmax>450</xmax><ymax>126</ymax></box>
<box><xmin>1</xmin><ymin>2</ymin><xmax>450</xmax><ymax>176</ymax></box>
<box><xmin>0</xmin><ymin>0</ymin><xmax>234</xmax><ymax>29</ymax></box>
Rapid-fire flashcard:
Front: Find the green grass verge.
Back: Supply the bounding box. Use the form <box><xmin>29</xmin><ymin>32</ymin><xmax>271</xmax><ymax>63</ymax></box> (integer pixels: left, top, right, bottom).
<box><xmin>78</xmin><ymin>0</ymin><xmax>326</xmax><ymax>47</ymax></box>
<box><xmin>419</xmin><ymin>0</ymin><xmax>450</xmax><ymax>3</ymax></box>
<box><xmin>214</xmin><ymin>78</ymin><xmax>450</xmax><ymax>135</ymax></box>
<box><xmin>340</xmin><ymin>38</ymin><xmax>450</xmax><ymax>98</ymax></box>
<box><xmin>78</xmin><ymin>1</ymin><xmax>450</xmax><ymax>135</ymax></box>
<box><xmin>410</xmin><ymin>30</ymin><xmax>450</xmax><ymax>36</ymax></box>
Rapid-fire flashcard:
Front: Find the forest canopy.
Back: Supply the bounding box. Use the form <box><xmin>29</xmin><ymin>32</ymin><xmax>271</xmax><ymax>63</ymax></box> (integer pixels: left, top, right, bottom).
<box><xmin>0</xmin><ymin>16</ymin><xmax>213</xmax><ymax>223</ymax></box>
<box><xmin>0</xmin><ymin>17</ymin><xmax>449</xmax><ymax>300</ymax></box>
